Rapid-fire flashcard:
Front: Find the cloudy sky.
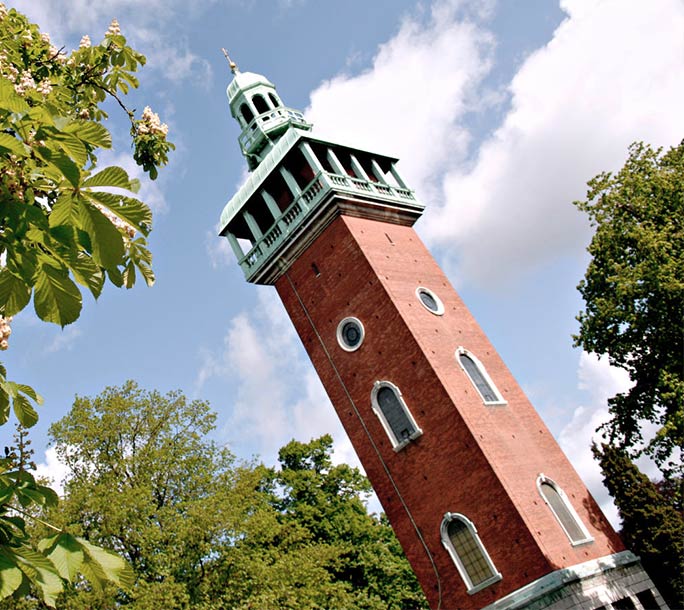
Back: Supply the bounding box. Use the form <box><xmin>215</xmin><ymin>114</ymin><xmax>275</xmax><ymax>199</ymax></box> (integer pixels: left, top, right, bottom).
<box><xmin>5</xmin><ymin>0</ymin><xmax>683</xmax><ymax>527</ymax></box>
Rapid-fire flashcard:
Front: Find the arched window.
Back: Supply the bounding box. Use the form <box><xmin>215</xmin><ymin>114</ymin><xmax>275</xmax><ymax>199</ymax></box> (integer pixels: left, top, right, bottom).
<box><xmin>456</xmin><ymin>347</ymin><xmax>506</xmax><ymax>405</ymax></box>
<box><xmin>269</xmin><ymin>92</ymin><xmax>280</xmax><ymax>107</ymax></box>
<box><xmin>371</xmin><ymin>381</ymin><xmax>422</xmax><ymax>451</ymax></box>
<box><xmin>252</xmin><ymin>94</ymin><xmax>269</xmax><ymax>114</ymax></box>
<box><xmin>537</xmin><ymin>475</ymin><xmax>593</xmax><ymax>546</ymax></box>
<box><xmin>240</xmin><ymin>103</ymin><xmax>254</xmax><ymax>125</ymax></box>
<box><xmin>440</xmin><ymin>513</ymin><xmax>501</xmax><ymax>594</ymax></box>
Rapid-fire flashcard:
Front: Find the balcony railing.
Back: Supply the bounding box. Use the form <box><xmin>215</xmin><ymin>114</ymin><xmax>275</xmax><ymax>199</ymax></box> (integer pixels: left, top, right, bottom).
<box><xmin>239</xmin><ymin>107</ymin><xmax>309</xmax><ymax>153</ymax></box>
<box><xmin>238</xmin><ymin>170</ymin><xmax>416</xmax><ymax>276</ymax></box>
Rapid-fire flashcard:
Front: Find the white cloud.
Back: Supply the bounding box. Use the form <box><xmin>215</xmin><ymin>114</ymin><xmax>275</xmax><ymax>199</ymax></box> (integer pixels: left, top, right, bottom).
<box><xmin>306</xmin><ymin>0</ymin><xmax>684</xmax><ymax>289</ymax></box>
<box><xmin>10</xmin><ymin>0</ymin><xmax>214</xmax><ymax>86</ymax></box>
<box><xmin>45</xmin><ymin>325</ymin><xmax>82</xmax><ymax>353</ymax></box>
<box><xmin>34</xmin><ymin>446</ymin><xmax>68</xmax><ymax>496</ymax></box>
<box><xmin>556</xmin><ymin>351</ymin><xmax>669</xmax><ymax>530</ymax></box>
<box><xmin>130</xmin><ymin>26</ymin><xmax>212</xmax><ymax>86</ymax></box>
<box><xmin>421</xmin><ymin>0</ymin><xmax>684</xmax><ymax>285</ymax></box>
<box><xmin>195</xmin><ymin>288</ymin><xmax>357</xmax><ymax>468</ymax></box>
<box><xmin>306</xmin><ymin>2</ymin><xmax>495</xmax><ymax>198</ymax></box>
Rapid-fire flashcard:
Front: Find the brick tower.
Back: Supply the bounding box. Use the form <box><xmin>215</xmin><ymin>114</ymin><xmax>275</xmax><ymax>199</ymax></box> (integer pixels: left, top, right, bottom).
<box><xmin>218</xmin><ymin>60</ymin><xmax>667</xmax><ymax>610</ymax></box>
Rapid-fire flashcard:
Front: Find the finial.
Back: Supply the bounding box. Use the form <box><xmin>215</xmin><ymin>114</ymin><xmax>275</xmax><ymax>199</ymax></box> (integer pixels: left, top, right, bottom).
<box><xmin>221</xmin><ymin>48</ymin><xmax>238</xmax><ymax>74</ymax></box>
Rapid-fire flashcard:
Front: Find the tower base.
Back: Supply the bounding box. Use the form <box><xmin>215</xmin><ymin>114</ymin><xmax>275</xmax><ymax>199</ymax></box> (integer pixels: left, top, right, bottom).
<box><xmin>482</xmin><ymin>551</ymin><xmax>668</xmax><ymax>610</ymax></box>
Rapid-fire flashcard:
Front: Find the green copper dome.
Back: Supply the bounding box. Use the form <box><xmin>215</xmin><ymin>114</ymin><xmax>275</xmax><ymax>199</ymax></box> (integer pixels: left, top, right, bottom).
<box><xmin>226</xmin><ymin>62</ymin><xmax>311</xmax><ymax>170</ymax></box>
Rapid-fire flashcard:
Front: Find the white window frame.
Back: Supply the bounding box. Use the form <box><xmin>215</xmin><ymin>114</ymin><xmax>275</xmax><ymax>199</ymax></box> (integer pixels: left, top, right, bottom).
<box><xmin>536</xmin><ymin>474</ymin><xmax>594</xmax><ymax>546</ymax></box>
<box><xmin>440</xmin><ymin>512</ymin><xmax>502</xmax><ymax>595</ymax></box>
<box><xmin>415</xmin><ymin>286</ymin><xmax>445</xmax><ymax>316</ymax></box>
<box><xmin>336</xmin><ymin>317</ymin><xmax>365</xmax><ymax>352</ymax></box>
<box><xmin>456</xmin><ymin>347</ymin><xmax>507</xmax><ymax>405</ymax></box>
<box><xmin>370</xmin><ymin>381</ymin><xmax>422</xmax><ymax>451</ymax></box>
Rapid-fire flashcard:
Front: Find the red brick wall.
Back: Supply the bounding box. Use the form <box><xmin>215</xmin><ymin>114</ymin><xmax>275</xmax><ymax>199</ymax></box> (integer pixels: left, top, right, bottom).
<box><xmin>275</xmin><ymin>213</ymin><xmax>623</xmax><ymax>609</ymax></box>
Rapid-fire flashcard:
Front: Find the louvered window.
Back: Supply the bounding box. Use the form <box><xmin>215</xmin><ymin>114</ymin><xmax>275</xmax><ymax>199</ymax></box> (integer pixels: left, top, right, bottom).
<box><xmin>371</xmin><ymin>382</ymin><xmax>422</xmax><ymax>450</ymax></box>
<box><xmin>538</xmin><ymin>476</ymin><xmax>593</xmax><ymax>546</ymax></box>
<box><xmin>440</xmin><ymin>513</ymin><xmax>501</xmax><ymax>594</ymax></box>
<box><xmin>457</xmin><ymin>349</ymin><xmax>505</xmax><ymax>405</ymax></box>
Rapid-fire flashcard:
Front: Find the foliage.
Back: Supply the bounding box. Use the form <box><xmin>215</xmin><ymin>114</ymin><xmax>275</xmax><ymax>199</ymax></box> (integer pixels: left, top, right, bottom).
<box><xmin>46</xmin><ymin>381</ymin><xmax>257</xmax><ymax>608</ymax></box>
<box><xmin>594</xmin><ymin>443</ymin><xmax>683</xmax><ymax>609</ymax></box>
<box><xmin>0</xmin><ymin>424</ymin><xmax>133</xmax><ymax>606</ymax></box>
<box><xmin>0</xmin><ymin>385</ymin><xmax>427</xmax><ymax>609</ymax></box>
<box><xmin>574</xmin><ymin>140</ymin><xmax>684</xmax><ymax>480</ymax></box>
<box><xmin>216</xmin><ymin>435</ymin><xmax>428</xmax><ymax>610</ymax></box>
<box><xmin>0</xmin><ymin>7</ymin><xmax>173</xmax><ymax>331</ymax></box>
<box><xmin>0</xmin><ymin>4</ymin><xmax>173</xmax><ymax>606</ymax></box>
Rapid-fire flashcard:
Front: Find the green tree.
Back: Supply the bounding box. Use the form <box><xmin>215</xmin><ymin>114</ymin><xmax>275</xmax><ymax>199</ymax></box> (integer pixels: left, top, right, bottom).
<box><xmin>213</xmin><ymin>436</ymin><xmax>428</xmax><ymax>610</ymax></box>
<box><xmin>594</xmin><ymin>444</ymin><xmax>683</xmax><ymax>609</ymax></box>
<box><xmin>42</xmin><ymin>382</ymin><xmax>260</xmax><ymax>609</ymax></box>
<box><xmin>0</xmin><ymin>4</ymin><xmax>173</xmax><ymax>605</ymax></box>
<box><xmin>1</xmin><ymin>386</ymin><xmax>427</xmax><ymax>609</ymax></box>
<box><xmin>574</xmin><ymin>140</ymin><xmax>684</xmax><ymax>480</ymax></box>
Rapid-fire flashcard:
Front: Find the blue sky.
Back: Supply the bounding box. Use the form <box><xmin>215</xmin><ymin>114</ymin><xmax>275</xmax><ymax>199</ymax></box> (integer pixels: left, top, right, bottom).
<box><xmin>4</xmin><ymin>0</ymin><xmax>683</xmax><ymax>527</ymax></box>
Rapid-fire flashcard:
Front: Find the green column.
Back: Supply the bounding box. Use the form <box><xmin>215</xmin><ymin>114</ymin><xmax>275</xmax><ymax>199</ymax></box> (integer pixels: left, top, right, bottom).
<box><xmin>299</xmin><ymin>141</ymin><xmax>325</xmax><ymax>175</ymax></box>
<box><xmin>261</xmin><ymin>190</ymin><xmax>281</xmax><ymax>221</ymax></box>
<box><xmin>389</xmin><ymin>162</ymin><xmax>407</xmax><ymax>188</ymax></box>
<box><xmin>226</xmin><ymin>232</ymin><xmax>244</xmax><ymax>260</ymax></box>
<box><xmin>349</xmin><ymin>154</ymin><xmax>370</xmax><ymax>181</ymax></box>
<box><xmin>242</xmin><ymin>209</ymin><xmax>262</xmax><ymax>241</ymax></box>
<box><xmin>279</xmin><ymin>166</ymin><xmax>302</xmax><ymax>197</ymax></box>
<box><xmin>371</xmin><ymin>159</ymin><xmax>389</xmax><ymax>185</ymax></box>
<box><xmin>326</xmin><ymin>148</ymin><xmax>347</xmax><ymax>176</ymax></box>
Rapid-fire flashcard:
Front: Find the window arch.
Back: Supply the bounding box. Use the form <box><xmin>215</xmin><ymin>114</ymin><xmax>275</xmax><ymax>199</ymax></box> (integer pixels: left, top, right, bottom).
<box><xmin>268</xmin><ymin>92</ymin><xmax>280</xmax><ymax>107</ymax></box>
<box><xmin>537</xmin><ymin>475</ymin><xmax>593</xmax><ymax>546</ymax></box>
<box><xmin>370</xmin><ymin>381</ymin><xmax>422</xmax><ymax>451</ymax></box>
<box><xmin>456</xmin><ymin>347</ymin><xmax>506</xmax><ymax>405</ymax></box>
<box><xmin>440</xmin><ymin>513</ymin><xmax>501</xmax><ymax>594</ymax></box>
<box><xmin>252</xmin><ymin>93</ymin><xmax>269</xmax><ymax>114</ymax></box>
<box><xmin>239</xmin><ymin>103</ymin><xmax>254</xmax><ymax>125</ymax></box>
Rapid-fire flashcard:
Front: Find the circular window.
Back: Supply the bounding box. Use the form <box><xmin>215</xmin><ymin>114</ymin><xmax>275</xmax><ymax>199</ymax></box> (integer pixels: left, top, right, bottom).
<box><xmin>337</xmin><ymin>317</ymin><xmax>365</xmax><ymax>351</ymax></box>
<box><xmin>416</xmin><ymin>287</ymin><xmax>444</xmax><ymax>315</ymax></box>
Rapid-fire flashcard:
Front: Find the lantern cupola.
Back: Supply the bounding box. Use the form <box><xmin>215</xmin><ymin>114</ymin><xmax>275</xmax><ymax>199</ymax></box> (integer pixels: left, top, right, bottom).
<box><xmin>224</xmin><ymin>52</ymin><xmax>311</xmax><ymax>170</ymax></box>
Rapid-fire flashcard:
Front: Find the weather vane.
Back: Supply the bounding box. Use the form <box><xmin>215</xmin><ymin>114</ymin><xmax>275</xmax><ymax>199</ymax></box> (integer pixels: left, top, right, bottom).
<box><xmin>221</xmin><ymin>48</ymin><xmax>238</xmax><ymax>74</ymax></box>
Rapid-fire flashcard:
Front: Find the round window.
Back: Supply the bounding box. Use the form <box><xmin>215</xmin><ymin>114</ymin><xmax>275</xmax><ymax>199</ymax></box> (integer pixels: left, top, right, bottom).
<box><xmin>337</xmin><ymin>317</ymin><xmax>365</xmax><ymax>351</ymax></box>
<box><xmin>416</xmin><ymin>287</ymin><xmax>444</xmax><ymax>315</ymax></box>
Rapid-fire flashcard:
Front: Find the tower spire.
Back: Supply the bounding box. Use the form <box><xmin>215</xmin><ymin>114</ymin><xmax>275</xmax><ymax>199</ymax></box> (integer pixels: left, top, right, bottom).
<box><xmin>223</xmin><ymin>61</ymin><xmax>311</xmax><ymax>171</ymax></box>
<box><xmin>221</xmin><ymin>48</ymin><xmax>238</xmax><ymax>74</ymax></box>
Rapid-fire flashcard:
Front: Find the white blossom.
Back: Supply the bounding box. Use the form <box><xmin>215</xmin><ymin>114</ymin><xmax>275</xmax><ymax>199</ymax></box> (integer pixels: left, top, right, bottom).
<box><xmin>139</xmin><ymin>106</ymin><xmax>169</xmax><ymax>137</ymax></box>
<box><xmin>0</xmin><ymin>316</ymin><xmax>12</xmax><ymax>351</ymax></box>
<box><xmin>37</xmin><ymin>79</ymin><xmax>52</xmax><ymax>96</ymax></box>
<box><xmin>3</xmin><ymin>63</ymin><xmax>19</xmax><ymax>80</ymax></box>
<box><xmin>107</xmin><ymin>19</ymin><xmax>121</xmax><ymax>36</ymax></box>
<box><xmin>0</xmin><ymin>4</ymin><xmax>7</xmax><ymax>19</ymax></box>
<box><xmin>14</xmin><ymin>70</ymin><xmax>36</xmax><ymax>95</ymax></box>
<box><xmin>79</xmin><ymin>35</ymin><xmax>91</xmax><ymax>49</ymax></box>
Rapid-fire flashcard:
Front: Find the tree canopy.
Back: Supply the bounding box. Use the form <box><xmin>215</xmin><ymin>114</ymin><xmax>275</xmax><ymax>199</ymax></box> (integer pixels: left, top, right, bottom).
<box><xmin>574</xmin><ymin>140</ymin><xmax>684</xmax><ymax>480</ymax></box>
<box><xmin>0</xmin><ymin>4</ymin><xmax>172</xmax><ymax>605</ymax></box>
<box><xmin>0</xmin><ymin>382</ymin><xmax>428</xmax><ymax>609</ymax></box>
<box><xmin>594</xmin><ymin>444</ymin><xmax>683</xmax><ymax>610</ymax></box>
<box><xmin>575</xmin><ymin>141</ymin><xmax>683</xmax><ymax>607</ymax></box>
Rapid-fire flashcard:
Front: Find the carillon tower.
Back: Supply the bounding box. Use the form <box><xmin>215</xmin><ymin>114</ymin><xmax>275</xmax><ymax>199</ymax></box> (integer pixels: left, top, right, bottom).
<box><xmin>218</xmin><ymin>58</ymin><xmax>666</xmax><ymax>610</ymax></box>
